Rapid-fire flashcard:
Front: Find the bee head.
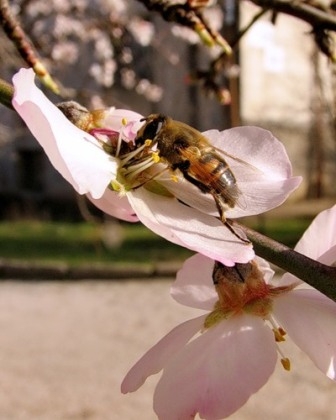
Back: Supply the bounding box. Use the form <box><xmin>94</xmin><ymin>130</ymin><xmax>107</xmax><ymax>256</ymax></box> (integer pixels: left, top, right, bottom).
<box><xmin>136</xmin><ymin>114</ymin><xmax>167</xmax><ymax>145</ymax></box>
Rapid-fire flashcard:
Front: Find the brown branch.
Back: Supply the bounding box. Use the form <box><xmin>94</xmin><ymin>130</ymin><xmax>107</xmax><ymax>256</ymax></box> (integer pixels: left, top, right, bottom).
<box><xmin>248</xmin><ymin>0</ymin><xmax>336</xmax><ymax>31</ymax></box>
<box><xmin>0</xmin><ymin>0</ymin><xmax>60</xmax><ymax>93</ymax></box>
<box><xmin>0</xmin><ymin>76</ymin><xmax>14</xmax><ymax>110</ymax></box>
<box><xmin>236</xmin><ymin>222</ymin><xmax>336</xmax><ymax>302</ymax></box>
<box><xmin>137</xmin><ymin>0</ymin><xmax>231</xmax><ymax>52</ymax></box>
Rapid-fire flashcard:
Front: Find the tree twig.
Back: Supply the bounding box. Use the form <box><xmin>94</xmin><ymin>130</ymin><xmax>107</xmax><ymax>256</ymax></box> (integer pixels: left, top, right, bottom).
<box><xmin>0</xmin><ymin>0</ymin><xmax>60</xmax><ymax>93</ymax></box>
<box><xmin>236</xmin><ymin>221</ymin><xmax>336</xmax><ymax>302</ymax></box>
<box><xmin>0</xmin><ymin>77</ymin><xmax>14</xmax><ymax>110</ymax></box>
<box><xmin>248</xmin><ymin>0</ymin><xmax>336</xmax><ymax>31</ymax></box>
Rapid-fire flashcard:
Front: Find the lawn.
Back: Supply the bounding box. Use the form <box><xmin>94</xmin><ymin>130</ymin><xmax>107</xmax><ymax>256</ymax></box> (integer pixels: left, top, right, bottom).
<box><xmin>0</xmin><ymin>216</ymin><xmax>312</xmax><ymax>266</ymax></box>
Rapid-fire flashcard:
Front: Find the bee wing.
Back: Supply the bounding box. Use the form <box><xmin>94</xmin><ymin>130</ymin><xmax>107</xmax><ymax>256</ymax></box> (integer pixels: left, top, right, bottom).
<box><xmin>213</xmin><ymin>146</ymin><xmax>263</xmax><ymax>175</ymax></box>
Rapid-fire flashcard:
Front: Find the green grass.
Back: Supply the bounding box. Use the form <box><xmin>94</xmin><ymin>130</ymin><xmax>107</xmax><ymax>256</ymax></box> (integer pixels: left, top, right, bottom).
<box><xmin>0</xmin><ymin>217</ymin><xmax>312</xmax><ymax>266</ymax></box>
<box><xmin>0</xmin><ymin>221</ymin><xmax>192</xmax><ymax>265</ymax></box>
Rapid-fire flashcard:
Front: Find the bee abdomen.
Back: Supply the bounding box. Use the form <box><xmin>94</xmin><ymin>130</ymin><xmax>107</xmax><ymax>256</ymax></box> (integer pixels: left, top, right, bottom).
<box><xmin>200</xmin><ymin>154</ymin><xmax>237</xmax><ymax>186</ymax></box>
<box><xmin>217</xmin><ymin>166</ymin><xmax>236</xmax><ymax>187</ymax></box>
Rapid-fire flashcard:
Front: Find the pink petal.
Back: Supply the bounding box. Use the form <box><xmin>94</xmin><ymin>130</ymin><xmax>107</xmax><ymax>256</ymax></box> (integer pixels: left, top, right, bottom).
<box><xmin>279</xmin><ymin>207</ymin><xmax>336</xmax><ymax>287</ymax></box>
<box><xmin>153</xmin><ymin>314</ymin><xmax>277</xmax><ymax>420</ymax></box>
<box><xmin>254</xmin><ymin>256</ymin><xmax>275</xmax><ymax>284</ymax></box>
<box><xmin>101</xmin><ymin>108</ymin><xmax>144</xmax><ymax>139</ymax></box>
<box><xmin>12</xmin><ymin>68</ymin><xmax>116</xmax><ymax>199</ymax></box>
<box><xmin>205</xmin><ymin>127</ymin><xmax>292</xmax><ymax>179</ymax></box>
<box><xmin>294</xmin><ymin>205</ymin><xmax>336</xmax><ymax>259</ymax></box>
<box><xmin>87</xmin><ymin>190</ymin><xmax>138</xmax><ymax>222</ymax></box>
<box><xmin>121</xmin><ymin>315</ymin><xmax>206</xmax><ymax>393</ymax></box>
<box><xmin>231</xmin><ymin>178</ymin><xmax>302</xmax><ymax>218</ymax></box>
<box><xmin>171</xmin><ymin>254</ymin><xmax>218</xmax><ymax>310</ymax></box>
<box><xmin>274</xmin><ymin>289</ymin><xmax>336</xmax><ymax>379</ymax></box>
<box><xmin>204</xmin><ymin>127</ymin><xmax>302</xmax><ymax>218</ymax></box>
<box><xmin>128</xmin><ymin>188</ymin><xmax>255</xmax><ymax>266</ymax></box>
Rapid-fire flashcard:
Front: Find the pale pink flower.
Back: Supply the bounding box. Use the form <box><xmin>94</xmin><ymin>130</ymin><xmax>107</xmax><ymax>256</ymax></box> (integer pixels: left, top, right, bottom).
<box><xmin>121</xmin><ymin>206</ymin><xmax>336</xmax><ymax>419</ymax></box>
<box><xmin>12</xmin><ymin>67</ymin><xmax>300</xmax><ymax>265</ymax></box>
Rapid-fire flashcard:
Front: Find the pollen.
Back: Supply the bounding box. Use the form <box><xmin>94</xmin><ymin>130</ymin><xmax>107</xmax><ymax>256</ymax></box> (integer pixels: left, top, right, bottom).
<box><xmin>204</xmin><ymin>303</ymin><xmax>231</xmax><ymax>329</ymax></box>
<box><xmin>170</xmin><ymin>174</ymin><xmax>179</xmax><ymax>183</ymax></box>
<box><xmin>110</xmin><ymin>180</ymin><xmax>127</xmax><ymax>195</ymax></box>
<box><xmin>273</xmin><ymin>327</ymin><xmax>286</xmax><ymax>342</ymax></box>
<box><xmin>121</xmin><ymin>117</ymin><xmax>128</xmax><ymax>126</ymax></box>
<box><xmin>145</xmin><ymin>139</ymin><xmax>152</xmax><ymax>147</ymax></box>
<box><xmin>151</xmin><ymin>151</ymin><xmax>161</xmax><ymax>163</ymax></box>
<box><xmin>281</xmin><ymin>357</ymin><xmax>291</xmax><ymax>371</ymax></box>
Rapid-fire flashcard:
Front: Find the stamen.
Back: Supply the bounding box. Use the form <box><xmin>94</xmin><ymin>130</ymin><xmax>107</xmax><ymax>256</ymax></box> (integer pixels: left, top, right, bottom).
<box><xmin>126</xmin><ymin>157</ymin><xmax>157</xmax><ymax>180</ymax></box>
<box><xmin>281</xmin><ymin>358</ymin><xmax>291</xmax><ymax>371</ymax></box>
<box><xmin>275</xmin><ymin>341</ymin><xmax>291</xmax><ymax>371</ymax></box>
<box><xmin>132</xmin><ymin>167</ymin><xmax>170</xmax><ymax>190</ymax></box>
<box><xmin>267</xmin><ymin>315</ymin><xmax>291</xmax><ymax>371</ymax></box>
<box><xmin>268</xmin><ymin>314</ymin><xmax>287</xmax><ymax>341</ymax></box>
<box><xmin>115</xmin><ymin>131</ymin><xmax>122</xmax><ymax>157</ymax></box>
<box><xmin>273</xmin><ymin>328</ymin><xmax>286</xmax><ymax>342</ymax></box>
<box><xmin>151</xmin><ymin>151</ymin><xmax>161</xmax><ymax>163</ymax></box>
<box><xmin>122</xmin><ymin>117</ymin><xmax>127</xmax><ymax>126</ymax></box>
<box><xmin>125</xmin><ymin>156</ymin><xmax>154</xmax><ymax>173</ymax></box>
<box><xmin>110</xmin><ymin>179</ymin><xmax>126</xmax><ymax>194</ymax></box>
<box><xmin>120</xmin><ymin>142</ymin><xmax>149</xmax><ymax>165</ymax></box>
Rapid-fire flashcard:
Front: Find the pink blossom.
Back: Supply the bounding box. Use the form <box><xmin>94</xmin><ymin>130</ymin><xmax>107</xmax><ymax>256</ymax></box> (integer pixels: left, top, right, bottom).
<box><xmin>12</xmin><ymin>67</ymin><xmax>301</xmax><ymax>265</ymax></box>
<box><xmin>121</xmin><ymin>206</ymin><xmax>336</xmax><ymax>419</ymax></box>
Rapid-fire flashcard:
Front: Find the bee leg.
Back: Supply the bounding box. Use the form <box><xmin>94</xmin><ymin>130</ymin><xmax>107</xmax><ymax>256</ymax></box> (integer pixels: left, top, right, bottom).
<box><xmin>179</xmin><ymin>167</ymin><xmax>210</xmax><ymax>194</ymax></box>
<box><xmin>224</xmin><ymin>220</ymin><xmax>250</xmax><ymax>244</ymax></box>
<box><xmin>179</xmin><ymin>167</ymin><xmax>250</xmax><ymax>245</ymax></box>
<box><xmin>213</xmin><ymin>195</ymin><xmax>250</xmax><ymax>244</ymax></box>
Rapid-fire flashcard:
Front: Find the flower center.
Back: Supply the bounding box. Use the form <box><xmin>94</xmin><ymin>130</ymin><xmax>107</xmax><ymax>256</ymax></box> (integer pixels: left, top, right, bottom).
<box><xmin>88</xmin><ymin>117</ymin><xmax>174</xmax><ymax>195</ymax></box>
<box><xmin>57</xmin><ymin>102</ymin><xmax>175</xmax><ymax>196</ymax></box>
<box><xmin>204</xmin><ymin>260</ymin><xmax>296</xmax><ymax>371</ymax></box>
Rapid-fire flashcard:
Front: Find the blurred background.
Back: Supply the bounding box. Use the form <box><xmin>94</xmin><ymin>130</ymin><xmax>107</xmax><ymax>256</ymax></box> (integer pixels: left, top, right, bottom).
<box><xmin>0</xmin><ymin>0</ymin><xmax>335</xmax><ymax>419</ymax></box>
<box><xmin>0</xmin><ymin>0</ymin><xmax>335</xmax><ymax>267</ymax></box>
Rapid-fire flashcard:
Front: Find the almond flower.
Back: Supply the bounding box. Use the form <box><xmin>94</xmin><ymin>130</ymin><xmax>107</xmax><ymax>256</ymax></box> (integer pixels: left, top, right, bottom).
<box><xmin>121</xmin><ymin>206</ymin><xmax>336</xmax><ymax>420</ymax></box>
<box><xmin>12</xmin><ymin>67</ymin><xmax>301</xmax><ymax>265</ymax></box>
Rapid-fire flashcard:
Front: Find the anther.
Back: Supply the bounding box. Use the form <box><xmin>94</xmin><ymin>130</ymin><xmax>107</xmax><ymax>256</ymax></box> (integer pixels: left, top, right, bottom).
<box><xmin>151</xmin><ymin>152</ymin><xmax>161</xmax><ymax>163</ymax></box>
<box><xmin>281</xmin><ymin>358</ymin><xmax>291</xmax><ymax>371</ymax></box>
<box><xmin>273</xmin><ymin>328</ymin><xmax>286</xmax><ymax>342</ymax></box>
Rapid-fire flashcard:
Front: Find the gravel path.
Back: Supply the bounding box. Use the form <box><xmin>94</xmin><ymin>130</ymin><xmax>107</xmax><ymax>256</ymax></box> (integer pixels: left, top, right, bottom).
<box><xmin>0</xmin><ymin>280</ymin><xmax>335</xmax><ymax>420</ymax></box>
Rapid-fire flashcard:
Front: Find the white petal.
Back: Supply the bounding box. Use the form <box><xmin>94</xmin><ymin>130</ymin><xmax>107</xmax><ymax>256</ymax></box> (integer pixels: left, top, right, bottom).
<box><xmin>254</xmin><ymin>256</ymin><xmax>275</xmax><ymax>284</ymax></box>
<box><xmin>231</xmin><ymin>178</ymin><xmax>302</xmax><ymax>218</ymax></box>
<box><xmin>203</xmin><ymin>127</ymin><xmax>301</xmax><ymax>218</ymax></box>
<box><xmin>128</xmin><ymin>188</ymin><xmax>255</xmax><ymax>266</ymax></box>
<box><xmin>87</xmin><ymin>190</ymin><xmax>138</xmax><ymax>222</ymax></box>
<box><xmin>102</xmin><ymin>108</ymin><xmax>143</xmax><ymax>127</ymax></box>
<box><xmin>274</xmin><ymin>289</ymin><xmax>336</xmax><ymax>379</ymax></box>
<box><xmin>12</xmin><ymin>68</ymin><xmax>116</xmax><ymax>199</ymax></box>
<box><xmin>205</xmin><ymin>127</ymin><xmax>292</xmax><ymax>179</ymax></box>
<box><xmin>154</xmin><ymin>314</ymin><xmax>277</xmax><ymax>420</ymax></box>
<box><xmin>294</xmin><ymin>205</ymin><xmax>336</xmax><ymax>259</ymax></box>
<box><xmin>171</xmin><ymin>254</ymin><xmax>218</xmax><ymax>310</ymax></box>
<box><xmin>121</xmin><ymin>315</ymin><xmax>205</xmax><ymax>393</ymax></box>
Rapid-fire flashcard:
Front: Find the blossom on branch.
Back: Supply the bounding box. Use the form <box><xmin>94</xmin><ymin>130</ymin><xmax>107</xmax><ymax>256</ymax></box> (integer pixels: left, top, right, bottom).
<box><xmin>12</xmin><ymin>67</ymin><xmax>300</xmax><ymax>265</ymax></box>
<box><xmin>121</xmin><ymin>206</ymin><xmax>336</xmax><ymax>419</ymax></box>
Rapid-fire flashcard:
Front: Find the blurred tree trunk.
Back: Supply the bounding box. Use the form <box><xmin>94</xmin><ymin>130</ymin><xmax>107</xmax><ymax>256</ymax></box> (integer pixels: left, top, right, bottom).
<box><xmin>306</xmin><ymin>47</ymin><xmax>325</xmax><ymax>198</ymax></box>
<box><xmin>222</xmin><ymin>0</ymin><xmax>240</xmax><ymax>127</ymax></box>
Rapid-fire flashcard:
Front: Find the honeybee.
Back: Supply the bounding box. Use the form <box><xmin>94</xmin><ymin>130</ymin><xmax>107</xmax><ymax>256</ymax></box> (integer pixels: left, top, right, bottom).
<box><xmin>135</xmin><ymin>114</ymin><xmax>249</xmax><ymax>242</ymax></box>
